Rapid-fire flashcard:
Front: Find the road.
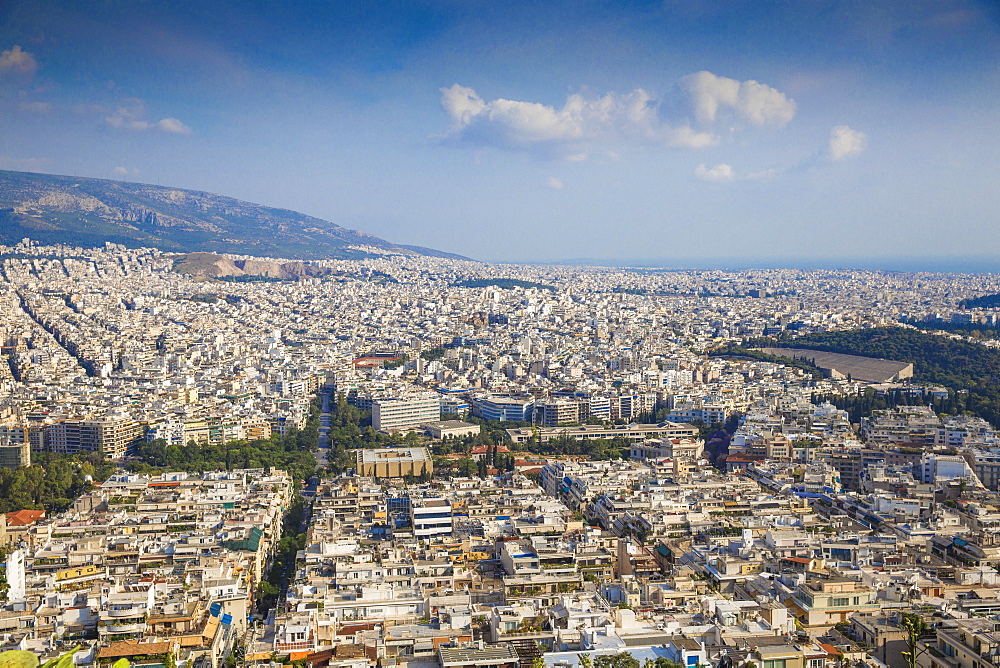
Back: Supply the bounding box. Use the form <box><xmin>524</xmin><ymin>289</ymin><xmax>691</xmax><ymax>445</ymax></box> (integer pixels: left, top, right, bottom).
<box><xmin>313</xmin><ymin>389</ymin><xmax>331</xmax><ymax>469</ymax></box>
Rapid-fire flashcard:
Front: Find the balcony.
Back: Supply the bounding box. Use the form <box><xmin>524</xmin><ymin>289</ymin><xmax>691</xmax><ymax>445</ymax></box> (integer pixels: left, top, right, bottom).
<box><xmin>274</xmin><ymin>638</ymin><xmax>315</xmax><ymax>653</ymax></box>
<box><xmin>101</xmin><ymin>622</ymin><xmax>147</xmax><ymax>634</ymax></box>
<box><xmin>107</xmin><ymin>607</ymin><xmax>144</xmax><ymax>618</ymax></box>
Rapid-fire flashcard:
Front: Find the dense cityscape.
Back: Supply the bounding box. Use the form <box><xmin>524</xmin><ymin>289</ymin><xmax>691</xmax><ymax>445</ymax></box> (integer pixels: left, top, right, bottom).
<box><xmin>3</xmin><ymin>0</ymin><xmax>999</xmax><ymax>667</ymax></box>
<box><xmin>3</xmin><ymin>241</ymin><xmax>1000</xmax><ymax>668</ymax></box>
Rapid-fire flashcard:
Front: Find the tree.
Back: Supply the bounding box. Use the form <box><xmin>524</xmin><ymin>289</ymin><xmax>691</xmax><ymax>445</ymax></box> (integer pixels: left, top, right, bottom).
<box><xmin>578</xmin><ymin>655</ymin><xmax>593</xmax><ymax>668</ymax></box>
<box><xmin>456</xmin><ymin>457</ymin><xmax>477</xmax><ymax>477</ymax></box>
<box><xmin>594</xmin><ymin>653</ymin><xmax>640</xmax><ymax>668</ymax></box>
<box><xmin>900</xmin><ymin>612</ymin><xmax>928</xmax><ymax>668</ymax></box>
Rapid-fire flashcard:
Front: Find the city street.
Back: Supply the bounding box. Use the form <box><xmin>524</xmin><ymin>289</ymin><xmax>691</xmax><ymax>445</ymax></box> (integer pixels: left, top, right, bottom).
<box><xmin>314</xmin><ymin>389</ymin><xmax>331</xmax><ymax>469</ymax></box>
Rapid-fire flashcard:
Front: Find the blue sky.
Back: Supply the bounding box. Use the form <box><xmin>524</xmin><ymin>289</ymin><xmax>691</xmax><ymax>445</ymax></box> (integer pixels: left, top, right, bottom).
<box><xmin>1</xmin><ymin>0</ymin><xmax>998</xmax><ymax>266</ymax></box>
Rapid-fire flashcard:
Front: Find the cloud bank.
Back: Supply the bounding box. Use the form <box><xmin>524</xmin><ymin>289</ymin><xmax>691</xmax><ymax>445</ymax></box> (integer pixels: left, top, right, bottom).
<box><xmin>441</xmin><ymin>84</ymin><xmax>714</xmax><ymax>155</ymax></box>
<box><xmin>440</xmin><ymin>70</ymin><xmax>794</xmax><ymax>158</ymax></box>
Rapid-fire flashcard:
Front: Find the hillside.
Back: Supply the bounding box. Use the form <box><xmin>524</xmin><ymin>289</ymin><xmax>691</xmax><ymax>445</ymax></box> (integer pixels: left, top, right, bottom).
<box><xmin>170</xmin><ymin>252</ymin><xmax>333</xmax><ymax>279</ymax></box>
<box><xmin>0</xmin><ymin>170</ymin><xmax>469</xmax><ymax>261</ymax></box>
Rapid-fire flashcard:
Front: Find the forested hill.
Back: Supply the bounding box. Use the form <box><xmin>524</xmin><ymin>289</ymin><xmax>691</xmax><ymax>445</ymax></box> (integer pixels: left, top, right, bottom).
<box><xmin>759</xmin><ymin>326</ymin><xmax>1000</xmax><ymax>426</ymax></box>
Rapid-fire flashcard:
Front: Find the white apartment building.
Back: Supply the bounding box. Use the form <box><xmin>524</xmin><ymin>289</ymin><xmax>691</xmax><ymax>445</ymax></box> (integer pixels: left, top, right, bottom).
<box><xmin>372</xmin><ymin>394</ymin><xmax>441</xmax><ymax>431</ymax></box>
<box><xmin>410</xmin><ymin>498</ymin><xmax>453</xmax><ymax>538</ymax></box>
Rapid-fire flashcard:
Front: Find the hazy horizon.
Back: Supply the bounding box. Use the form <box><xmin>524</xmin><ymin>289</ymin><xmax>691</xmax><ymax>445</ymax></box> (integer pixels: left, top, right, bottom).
<box><xmin>499</xmin><ymin>256</ymin><xmax>1000</xmax><ymax>274</ymax></box>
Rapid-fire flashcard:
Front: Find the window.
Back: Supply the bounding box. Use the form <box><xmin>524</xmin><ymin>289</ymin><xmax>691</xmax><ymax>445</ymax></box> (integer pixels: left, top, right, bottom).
<box><xmin>831</xmin><ymin>597</ymin><xmax>851</xmax><ymax>607</ymax></box>
<box><xmin>809</xmin><ymin>659</ymin><xmax>824</xmax><ymax>668</ymax></box>
<box><xmin>763</xmin><ymin>660</ymin><xmax>786</xmax><ymax>668</ymax></box>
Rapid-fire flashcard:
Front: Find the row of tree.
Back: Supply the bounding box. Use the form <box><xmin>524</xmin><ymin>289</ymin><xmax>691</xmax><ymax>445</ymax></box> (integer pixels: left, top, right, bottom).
<box><xmin>132</xmin><ymin>396</ymin><xmax>322</xmax><ymax>482</ymax></box>
<box><xmin>812</xmin><ymin>387</ymin><xmax>963</xmax><ymax>425</ymax></box>
<box><xmin>255</xmin><ymin>495</ymin><xmax>307</xmax><ymax>614</ymax></box>
<box><xmin>132</xmin><ymin>432</ymin><xmax>318</xmax><ymax>483</ymax></box>
<box><xmin>573</xmin><ymin>653</ymin><xmax>684</xmax><ymax>668</ymax></box>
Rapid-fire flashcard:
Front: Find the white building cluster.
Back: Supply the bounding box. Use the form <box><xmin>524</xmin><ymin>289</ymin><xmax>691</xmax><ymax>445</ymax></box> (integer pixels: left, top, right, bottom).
<box><xmin>6</xmin><ymin>241</ymin><xmax>1000</xmax><ymax>668</ymax></box>
<box><xmin>5</xmin><ymin>240</ymin><xmax>999</xmax><ymax>457</ymax></box>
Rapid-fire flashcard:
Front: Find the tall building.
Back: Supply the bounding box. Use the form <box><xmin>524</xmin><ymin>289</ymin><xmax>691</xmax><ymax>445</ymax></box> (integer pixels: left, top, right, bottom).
<box><xmin>0</xmin><ymin>432</ymin><xmax>30</xmax><ymax>468</ymax></box>
<box><xmin>2</xmin><ymin>549</ymin><xmax>26</xmax><ymax>603</ymax></box>
<box><xmin>532</xmin><ymin>398</ymin><xmax>583</xmax><ymax>426</ymax></box>
<box><xmin>45</xmin><ymin>415</ymin><xmax>142</xmax><ymax>459</ymax></box>
<box><xmin>372</xmin><ymin>394</ymin><xmax>441</xmax><ymax>431</ymax></box>
<box><xmin>410</xmin><ymin>498</ymin><xmax>453</xmax><ymax>538</ymax></box>
<box><xmin>472</xmin><ymin>396</ymin><xmax>534</xmax><ymax>422</ymax></box>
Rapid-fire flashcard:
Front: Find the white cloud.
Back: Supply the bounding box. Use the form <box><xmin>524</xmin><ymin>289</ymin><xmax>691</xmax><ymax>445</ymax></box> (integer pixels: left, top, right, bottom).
<box><xmin>483</xmin><ymin>97</ymin><xmax>584</xmax><ymax>144</ymax></box>
<box><xmin>156</xmin><ymin>117</ymin><xmax>192</xmax><ymax>135</ymax></box>
<box><xmin>440</xmin><ymin>70</ymin><xmax>793</xmax><ymax>159</ymax></box>
<box><xmin>105</xmin><ymin>99</ymin><xmax>153</xmax><ymax>130</ymax></box>
<box><xmin>441</xmin><ymin>84</ymin><xmax>610</xmax><ymax>151</ymax></box>
<box><xmin>695</xmin><ymin>163</ymin><xmax>736</xmax><ymax>182</ymax></box>
<box><xmin>112</xmin><ymin>166</ymin><xmax>129</xmax><ymax>178</ymax></box>
<box><xmin>545</xmin><ymin>176</ymin><xmax>565</xmax><ymax>190</ymax></box>
<box><xmin>681</xmin><ymin>71</ymin><xmax>796</xmax><ymax>127</ymax></box>
<box><xmin>105</xmin><ymin>99</ymin><xmax>192</xmax><ymax>135</ymax></box>
<box><xmin>681</xmin><ymin>71</ymin><xmax>738</xmax><ymax>125</ymax></box>
<box><xmin>665</xmin><ymin>125</ymin><xmax>719</xmax><ymax>149</ymax></box>
<box><xmin>829</xmin><ymin>125</ymin><xmax>866</xmax><ymax>160</ymax></box>
<box><xmin>0</xmin><ymin>45</ymin><xmax>37</xmax><ymax>77</ymax></box>
<box><xmin>441</xmin><ymin>84</ymin><xmax>486</xmax><ymax>128</ymax></box>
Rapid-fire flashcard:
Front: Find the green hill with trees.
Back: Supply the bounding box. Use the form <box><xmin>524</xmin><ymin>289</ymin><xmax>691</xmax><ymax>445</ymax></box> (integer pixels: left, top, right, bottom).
<box><xmin>756</xmin><ymin>326</ymin><xmax>1000</xmax><ymax>426</ymax></box>
<box><xmin>960</xmin><ymin>294</ymin><xmax>1000</xmax><ymax>309</ymax></box>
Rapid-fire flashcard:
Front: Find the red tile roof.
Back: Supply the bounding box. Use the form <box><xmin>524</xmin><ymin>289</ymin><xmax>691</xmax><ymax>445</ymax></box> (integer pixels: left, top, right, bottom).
<box><xmin>5</xmin><ymin>509</ymin><xmax>45</xmax><ymax>527</ymax></box>
<box><xmin>97</xmin><ymin>640</ymin><xmax>173</xmax><ymax>659</ymax></box>
<box><xmin>818</xmin><ymin>643</ymin><xmax>843</xmax><ymax>657</ymax></box>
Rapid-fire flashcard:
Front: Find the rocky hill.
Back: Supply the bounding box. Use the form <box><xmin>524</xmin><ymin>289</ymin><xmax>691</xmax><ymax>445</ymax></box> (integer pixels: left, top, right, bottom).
<box><xmin>171</xmin><ymin>252</ymin><xmax>333</xmax><ymax>279</ymax></box>
<box><xmin>0</xmin><ymin>170</ymin><xmax>469</xmax><ymax>260</ymax></box>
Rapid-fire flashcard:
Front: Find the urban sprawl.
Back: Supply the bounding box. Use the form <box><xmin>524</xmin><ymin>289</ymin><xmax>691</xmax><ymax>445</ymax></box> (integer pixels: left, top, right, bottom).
<box><xmin>4</xmin><ymin>241</ymin><xmax>1000</xmax><ymax>668</ymax></box>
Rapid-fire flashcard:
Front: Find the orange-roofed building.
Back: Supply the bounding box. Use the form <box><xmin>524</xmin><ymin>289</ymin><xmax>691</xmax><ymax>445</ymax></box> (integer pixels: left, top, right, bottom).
<box><xmin>97</xmin><ymin>639</ymin><xmax>176</xmax><ymax>666</ymax></box>
<box><xmin>5</xmin><ymin>509</ymin><xmax>45</xmax><ymax>527</ymax></box>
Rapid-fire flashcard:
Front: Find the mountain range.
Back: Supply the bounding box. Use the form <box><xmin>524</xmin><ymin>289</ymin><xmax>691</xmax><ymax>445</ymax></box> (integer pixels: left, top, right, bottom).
<box><xmin>0</xmin><ymin>170</ymin><xmax>468</xmax><ymax>260</ymax></box>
